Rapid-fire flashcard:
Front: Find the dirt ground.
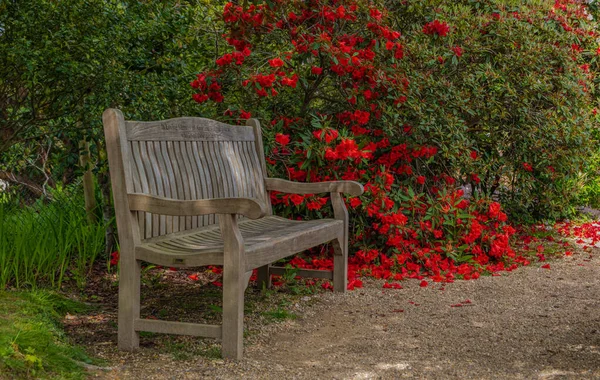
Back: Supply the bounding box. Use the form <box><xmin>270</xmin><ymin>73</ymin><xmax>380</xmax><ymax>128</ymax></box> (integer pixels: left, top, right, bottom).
<box><xmin>71</xmin><ymin>241</ymin><xmax>600</xmax><ymax>379</ymax></box>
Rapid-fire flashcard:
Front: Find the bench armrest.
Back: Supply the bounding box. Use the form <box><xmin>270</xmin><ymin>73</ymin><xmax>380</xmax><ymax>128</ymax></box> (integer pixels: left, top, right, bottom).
<box><xmin>127</xmin><ymin>194</ymin><xmax>267</xmax><ymax>219</ymax></box>
<box><xmin>264</xmin><ymin>178</ymin><xmax>364</xmax><ymax>197</ymax></box>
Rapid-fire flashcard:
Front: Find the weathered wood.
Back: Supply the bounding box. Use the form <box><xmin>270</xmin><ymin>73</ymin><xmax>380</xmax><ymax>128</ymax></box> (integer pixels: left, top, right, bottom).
<box><xmin>244</xmin><ymin>219</ymin><xmax>342</xmax><ymax>270</ymax></box>
<box><xmin>127</xmin><ymin>118</ymin><xmax>255</xmax><ymax>141</ymax></box>
<box><xmin>102</xmin><ymin>109</ymin><xmax>142</xmax><ymax>350</ymax></box>
<box><xmin>331</xmin><ymin>192</ymin><xmax>349</xmax><ymax>293</ymax></box>
<box><xmin>220</xmin><ymin>214</ymin><xmax>245</xmax><ymax>360</ymax></box>
<box><xmin>128</xmin><ymin>194</ymin><xmax>266</xmax><ymax>219</ymax></box>
<box><xmin>269</xmin><ymin>267</ymin><xmax>334</xmax><ymax>280</ymax></box>
<box><xmin>134</xmin><ymin>319</ymin><xmax>222</xmax><ymax>339</ymax></box>
<box><xmin>256</xmin><ymin>265</ymin><xmax>271</xmax><ymax>290</ymax></box>
<box><xmin>246</xmin><ymin>119</ymin><xmax>272</xmax><ymax>214</ymax></box>
<box><xmin>265</xmin><ymin>178</ymin><xmax>364</xmax><ymax>196</ymax></box>
<box><xmin>102</xmin><ymin>108</ymin><xmax>362</xmax><ymax>360</ymax></box>
<box><xmin>127</xmin><ymin>139</ymin><xmax>267</xmax><ymax>237</ymax></box>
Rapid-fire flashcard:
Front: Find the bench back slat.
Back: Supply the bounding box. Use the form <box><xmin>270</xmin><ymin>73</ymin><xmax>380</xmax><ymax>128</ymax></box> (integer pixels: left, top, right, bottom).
<box><xmin>106</xmin><ymin>111</ymin><xmax>268</xmax><ymax>240</ymax></box>
<box><xmin>126</xmin><ymin>118</ymin><xmax>256</xmax><ymax>142</ymax></box>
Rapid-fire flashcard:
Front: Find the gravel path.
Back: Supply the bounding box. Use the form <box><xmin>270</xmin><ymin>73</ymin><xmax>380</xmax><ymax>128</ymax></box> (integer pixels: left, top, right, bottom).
<box><xmin>88</xmin><ymin>246</ymin><xmax>600</xmax><ymax>379</ymax></box>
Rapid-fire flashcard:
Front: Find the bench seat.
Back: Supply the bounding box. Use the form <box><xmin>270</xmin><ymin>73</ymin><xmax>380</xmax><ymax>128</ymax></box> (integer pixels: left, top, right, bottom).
<box><xmin>136</xmin><ymin>216</ymin><xmax>343</xmax><ymax>270</ymax></box>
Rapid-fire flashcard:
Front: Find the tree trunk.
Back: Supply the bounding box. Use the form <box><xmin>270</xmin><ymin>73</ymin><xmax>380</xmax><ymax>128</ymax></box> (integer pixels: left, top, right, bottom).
<box><xmin>98</xmin><ymin>170</ymin><xmax>116</xmax><ymax>257</ymax></box>
<box><xmin>79</xmin><ymin>140</ymin><xmax>98</xmax><ymax>223</ymax></box>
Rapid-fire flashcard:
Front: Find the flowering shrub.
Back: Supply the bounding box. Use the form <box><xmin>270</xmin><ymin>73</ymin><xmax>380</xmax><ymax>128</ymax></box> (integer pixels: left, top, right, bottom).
<box><xmin>191</xmin><ymin>0</ymin><xmax>597</xmax><ymax>283</ymax></box>
<box><xmin>386</xmin><ymin>0</ymin><xmax>597</xmax><ymax>221</ymax></box>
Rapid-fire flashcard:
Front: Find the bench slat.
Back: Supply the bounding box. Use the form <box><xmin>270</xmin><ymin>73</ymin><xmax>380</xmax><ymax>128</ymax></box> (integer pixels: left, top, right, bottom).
<box><xmin>126</xmin><ymin>118</ymin><xmax>254</xmax><ymax>141</ymax></box>
<box><xmin>268</xmin><ymin>267</ymin><xmax>334</xmax><ymax>280</ymax></box>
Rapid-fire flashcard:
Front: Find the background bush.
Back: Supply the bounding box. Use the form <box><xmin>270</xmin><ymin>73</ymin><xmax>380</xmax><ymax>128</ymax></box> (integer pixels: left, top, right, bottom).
<box><xmin>388</xmin><ymin>0</ymin><xmax>597</xmax><ymax>222</ymax></box>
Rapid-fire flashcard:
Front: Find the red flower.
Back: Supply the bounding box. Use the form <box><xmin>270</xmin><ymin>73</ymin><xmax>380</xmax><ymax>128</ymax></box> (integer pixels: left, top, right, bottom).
<box><xmin>541</xmin><ymin>264</ymin><xmax>551</xmax><ymax>270</ymax></box>
<box><xmin>275</xmin><ymin>133</ymin><xmax>290</xmax><ymax>146</ymax></box>
<box><xmin>383</xmin><ymin>282</ymin><xmax>402</xmax><ymax>289</ymax></box>
<box><xmin>394</xmin><ymin>43</ymin><xmax>404</xmax><ymax>59</ymax></box>
<box><xmin>280</xmin><ymin>74</ymin><xmax>298</xmax><ymax>88</ymax></box>
<box><xmin>347</xmin><ymin>279</ymin><xmax>363</xmax><ymax>290</ymax></box>
<box><xmin>216</xmin><ymin>53</ymin><xmax>233</xmax><ymax>66</ymax></box>
<box><xmin>311</xmin><ymin>66</ymin><xmax>323</xmax><ymax>75</ymax></box>
<box><xmin>523</xmin><ymin>162</ymin><xmax>533</xmax><ymax>172</ymax></box>
<box><xmin>369</xmin><ymin>8</ymin><xmax>382</xmax><ymax>21</ymax></box>
<box><xmin>423</xmin><ymin>20</ymin><xmax>450</xmax><ymax>37</ymax></box>
<box><xmin>488</xmin><ymin>202</ymin><xmax>501</xmax><ymax>218</ymax></box>
<box><xmin>239</xmin><ymin>110</ymin><xmax>252</xmax><ymax>119</ymax></box>
<box><xmin>420</xmin><ymin>280</ymin><xmax>429</xmax><ymax>287</ymax></box>
<box><xmin>416</xmin><ymin>175</ymin><xmax>426</xmax><ymax>185</ymax></box>
<box><xmin>470</xmin><ymin>150</ymin><xmax>478</xmax><ymax>160</ymax></box>
<box><xmin>349</xmin><ymin>198</ymin><xmax>362</xmax><ymax>209</ymax></box>
<box><xmin>452</xmin><ymin>46</ymin><xmax>463</xmax><ymax>57</ymax></box>
<box><xmin>307</xmin><ymin>197</ymin><xmax>327</xmax><ymax>210</ymax></box>
<box><xmin>353</xmin><ymin>110</ymin><xmax>370</xmax><ymax>125</ymax></box>
<box><xmin>456</xmin><ymin>199</ymin><xmax>469</xmax><ymax>209</ymax></box>
<box><xmin>498</xmin><ymin>212</ymin><xmax>508</xmax><ymax>222</ymax></box>
<box><xmin>192</xmin><ymin>93</ymin><xmax>209</xmax><ymax>103</ymax></box>
<box><xmin>188</xmin><ymin>273</ymin><xmax>199</xmax><ymax>281</ymax></box>
<box><xmin>394</xmin><ymin>96</ymin><xmax>407</xmax><ymax>105</ymax></box>
<box><xmin>268</xmin><ymin>57</ymin><xmax>284</xmax><ymax>68</ymax></box>
<box><xmin>289</xmin><ymin>194</ymin><xmax>304</xmax><ymax>206</ymax></box>
<box><xmin>325</xmin><ymin>129</ymin><xmax>339</xmax><ymax>143</ymax></box>
<box><xmin>110</xmin><ymin>251</ymin><xmax>120</xmax><ymax>266</ymax></box>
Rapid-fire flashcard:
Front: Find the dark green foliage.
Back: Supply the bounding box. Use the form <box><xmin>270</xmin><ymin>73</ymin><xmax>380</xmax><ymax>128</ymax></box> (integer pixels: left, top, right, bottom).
<box><xmin>386</xmin><ymin>0</ymin><xmax>596</xmax><ymax>221</ymax></box>
<box><xmin>0</xmin><ymin>0</ymin><xmax>223</xmax><ymax>189</ymax></box>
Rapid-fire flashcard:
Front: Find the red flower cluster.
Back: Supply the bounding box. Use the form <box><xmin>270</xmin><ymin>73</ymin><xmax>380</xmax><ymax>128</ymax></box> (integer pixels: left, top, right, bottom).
<box><xmin>110</xmin><ymin>251</ymin><xmax>119</xmax><ymax>266</ymax></box>
<box><xmin>423</xmin><ymin>20</ymin><xmax>450</xmax><ymax>37</ymax></box>
<box><xmin>191</xmin><ymin>73</ymin><xmax>224</xmax><ymax>103</ymax></box>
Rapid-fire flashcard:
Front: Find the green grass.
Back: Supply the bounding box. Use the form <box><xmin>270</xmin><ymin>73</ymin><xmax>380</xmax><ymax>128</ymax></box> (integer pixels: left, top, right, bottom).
<box><xmin>0</xmin><ymin>290</ymin><xmax>96</xmax><ymax>379</ymax></box>
<box><xmin>261</xmin><ymin>298</ymin><xmax>298</xmax><ymax>321</ymax></box>
<box><xmin>0</xmin><ymin>188</ymin><xmax>105</xmax><ymax>290</ymax></box>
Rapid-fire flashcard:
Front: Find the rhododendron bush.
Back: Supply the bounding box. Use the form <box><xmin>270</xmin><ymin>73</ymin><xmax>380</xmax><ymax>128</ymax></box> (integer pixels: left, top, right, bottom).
<box><xmin>191</xmin><ymin>0</ymin><xmax>597</xmax><ymax>283</ymax></box>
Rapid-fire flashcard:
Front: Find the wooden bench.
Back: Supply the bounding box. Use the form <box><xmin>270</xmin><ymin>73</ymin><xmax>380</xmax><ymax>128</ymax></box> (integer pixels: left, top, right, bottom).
<box><xmin>102</xmin><ymin>108</ymin><xmax>363</xmax><ymax>359</ymax></box>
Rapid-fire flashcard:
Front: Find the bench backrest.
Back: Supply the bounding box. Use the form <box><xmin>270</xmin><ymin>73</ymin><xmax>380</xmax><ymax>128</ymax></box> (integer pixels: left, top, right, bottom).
<box><xmin>103</xmin><ymin>109</ymin><xmax>270</xmax><ymax>240</ymax></box>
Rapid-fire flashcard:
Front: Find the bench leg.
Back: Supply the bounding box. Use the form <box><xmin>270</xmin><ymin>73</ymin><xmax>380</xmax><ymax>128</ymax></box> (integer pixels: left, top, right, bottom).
<box><xmin>331</xmin><ymin>192</ymin><xmax>349</xmax><ymax>293</ymax></box>
<box><xmin>256</xmin><ymin>264</ymin><xmax>271</xmax><ymax>291</ymax></box>
<box><xmin>220</xmin><ymin>214</ymin><xmax>245</xmax><ymax>360</ymax></box>
<box><xmin>332</xmin><ymin>235</ymin><xmax>348</xmax><ymax>293</ymax></box>
<box><xmin>118</xmin><ymin>256</ymin><xmax>141</xmax><ymax>350</ymax></box>
<box><xmin>222</xmin><ymin>268</ymin><xmax>244</xmax><ymax>359</ymax></box>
